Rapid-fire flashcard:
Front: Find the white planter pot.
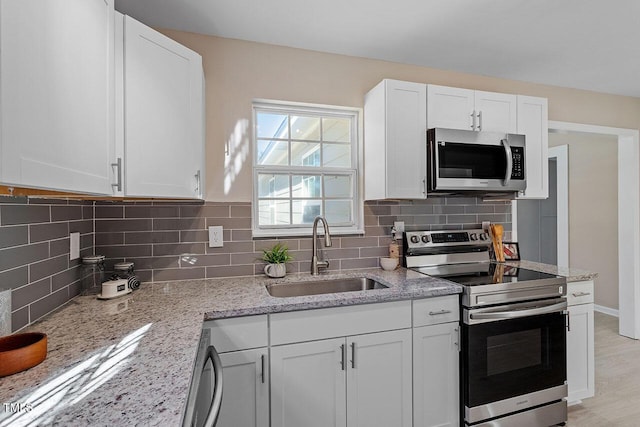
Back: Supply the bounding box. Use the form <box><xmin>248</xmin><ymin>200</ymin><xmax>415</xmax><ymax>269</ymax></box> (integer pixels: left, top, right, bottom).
<box><xmin>264</xmin><ymin>263</ymin><xmax>287</xmax><ymax>278</ymax></box>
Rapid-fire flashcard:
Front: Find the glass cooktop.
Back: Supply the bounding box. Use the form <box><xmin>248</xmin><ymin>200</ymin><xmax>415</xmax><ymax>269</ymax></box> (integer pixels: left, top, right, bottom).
<box><xmin>412</xmin><ymin>262</ymin><xmax>560</xmax><ymax>287</ymax></box>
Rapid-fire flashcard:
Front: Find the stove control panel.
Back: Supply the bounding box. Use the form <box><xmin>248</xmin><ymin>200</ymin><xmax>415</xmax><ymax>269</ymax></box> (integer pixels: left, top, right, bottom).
<box><xmin>404</xmin><ymin>229</ymin><xmax>490</xmax><ymax>250</ymax></box>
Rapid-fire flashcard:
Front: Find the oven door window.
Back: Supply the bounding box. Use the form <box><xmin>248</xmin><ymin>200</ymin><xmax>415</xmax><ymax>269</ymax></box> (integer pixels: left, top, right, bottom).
<box><xmin>464</xmin><ymin>312</ymin><xmax>567</xmax><ymax>408</ymax></box>
<box><xmin>438</xmin><ymin>142</ymin><xmax>507</xmax><ymax>180</ymax></box>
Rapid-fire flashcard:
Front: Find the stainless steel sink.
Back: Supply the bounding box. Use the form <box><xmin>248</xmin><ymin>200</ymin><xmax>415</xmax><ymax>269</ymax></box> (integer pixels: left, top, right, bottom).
<box><xmin>266</xmin><ymin>277</ymin><xmax>388</xmax><ymax>298</ymax></box>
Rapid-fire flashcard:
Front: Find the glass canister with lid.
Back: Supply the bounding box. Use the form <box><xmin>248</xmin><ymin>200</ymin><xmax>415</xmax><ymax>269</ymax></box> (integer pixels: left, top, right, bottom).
<box><xmin>81</xmin><ymin>255</ymin><xmax>106</xmax><ymax>295</ymax></box>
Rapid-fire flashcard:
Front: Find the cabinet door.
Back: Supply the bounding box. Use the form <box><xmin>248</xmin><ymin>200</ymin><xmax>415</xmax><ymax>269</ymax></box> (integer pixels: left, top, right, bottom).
<box><xmin>385</xmin><ymin>80</ymin><xmax>427</xmax><ymax>199</ymax></box>
<box><xmin>517</xmin><ymin>95</ymin><xmax>549</xmax><ymax>199</ymax></box>
<box><xmin>427</xmin><ymin>85</ymin><xmax>474</xmax><ymax>131</ymax></box>
<box><xmin>123</xmin><ymin>15</ymin><xmax>204</xmax><ymax>198</ymax></box>
<box><xmin>271</xmin><ymin>338</ymin><xmax>347</xmax><ymax>427</ymax></box>
<box><xmin>474</xmin><ymin>91</ymin><xmax>517</xmax><ymax>133</ymax></box>
<box><xmin>567</xmin><ymin>303</ymin><xmax>595</xmax><ymax>403</ymax></box>
<box><xmin>217</xmin><ymin>348</ymin><xmax>269</xmax><ymax>427</ymax></box>
<box><xmin>347</xmin><ymin>329</ymin><xmax>412</xmax><ymax>427</ymax></box>
<box><xmin>414</xmin><ymin>322</ymin><xmax>460</xmax><ymax>427</ymax></box>
<box><xmin>0</xmin><ymin>0</ymin><xmax>115</xmax><ymax>194</ymax></box>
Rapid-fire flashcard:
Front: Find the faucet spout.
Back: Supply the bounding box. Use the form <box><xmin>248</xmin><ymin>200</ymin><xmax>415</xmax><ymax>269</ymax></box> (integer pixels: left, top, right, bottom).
<box><xmin>311</xmin><ymin>216</ymin><xmax>332</xmax><ymax>275</ymax></box>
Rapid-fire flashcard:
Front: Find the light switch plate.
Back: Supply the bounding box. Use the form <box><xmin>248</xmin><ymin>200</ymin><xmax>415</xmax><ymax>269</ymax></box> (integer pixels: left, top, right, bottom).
<box><xmin>70</xmin><ymin>232</ymin><xmax>80</xmax><ymax>260</ymax></box>
<box><xmin>209</xmin><ymin>226</ymin><xmax>223</xmax><ymax>248</ymax></box>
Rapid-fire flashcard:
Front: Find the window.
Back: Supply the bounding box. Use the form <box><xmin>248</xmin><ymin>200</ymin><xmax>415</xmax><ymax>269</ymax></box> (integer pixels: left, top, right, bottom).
<box><xmin>252</xmin><ymin>100</ymin><xmax>363</xmax><ymax>237</ymax></box>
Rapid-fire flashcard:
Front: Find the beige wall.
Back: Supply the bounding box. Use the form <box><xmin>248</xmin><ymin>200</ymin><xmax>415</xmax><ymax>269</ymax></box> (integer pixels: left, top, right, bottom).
<box><xmin>550</xmin><ymin>133</ymin><xmax>619</xmax><ymax>309</ymax></box>
<box><xmin>159</xmin><ymin>30</ymin><xmax>640</xmax><ymax>202</ymax></box>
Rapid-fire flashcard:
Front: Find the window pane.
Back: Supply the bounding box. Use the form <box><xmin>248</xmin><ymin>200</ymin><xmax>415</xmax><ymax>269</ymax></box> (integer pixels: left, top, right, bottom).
<box><xmin>291</xmin><ymin>142</ymin><xmax>321</xmax><ymax>166</ymax></box>
<box><xmin>324</xmin><ymin>175</ymin><xmax>352</xmax><ymax>198</ymax></box>
<box><xmin>259</xmin><ymin>200</ymin><xmax>291</xmax><ymax>225</ymax></box>
<box><xmin>325</xmin><ymin>200</ymin><xmax>352</xmax><ymax>224</ymax></box>
<box><xmin>257</xmin><ymin>112</ymin><xmax>288</xmax><ymax>139</ymax></box>
<box><xmin>323</xmin><ymin>117</ymin><xmax>351</xmax><ymax>142</ymax></box>
<box><xmin>258</xmin><ymin>174</ymin><xmax>289</xmax><ymax>198</ymax></box>
<box><xmin>293</xmin><ymin>200</ymin><xmax>322</xmax><ymax>224</ymax></box>
<box><xmin>292</xmin><ymin>175</ymin><xmax>321</xmax><ymax>198</ymax></box>
<box><xmin>257</xmin><ymin>140</ymin><xmax>288</xmax><ymax>165</ymax></box>
<box><xmin>291</xmin><ymin>116</ymin><xmax>320</xmax><ymax>141</ymax></box>
<box><xmin>323</xmin><ymin>143</ymin><xmax>351</xmax><ymax>167</ymax></box>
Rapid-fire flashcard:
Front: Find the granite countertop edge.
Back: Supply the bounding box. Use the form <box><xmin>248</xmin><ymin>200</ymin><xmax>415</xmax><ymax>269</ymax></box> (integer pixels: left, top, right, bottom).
<box><xmin>507</xmin><ymin>260</ymin><xmax>599</xmax><ymax>282</ymax></box>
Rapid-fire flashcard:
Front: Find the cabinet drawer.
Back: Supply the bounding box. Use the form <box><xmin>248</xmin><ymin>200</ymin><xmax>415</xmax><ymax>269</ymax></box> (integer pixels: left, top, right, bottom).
<box><xmin>270</xmin><ymin>300</ymin><xmax>412</xmax><ymax>346</ymax></box>
<box><xmin>413</xmin><ymin>295</ymin><xmax>460</xmax><ymax>327</ymax></box>
<box><xmin>567</xmin><ymin>281</ymin><xmax>594</xmax><ymax>306</ymax></box>
<box><xmin>205</xmin><ymin>314</ymin><xmax>268</xmax><ymax>353</ymax></box>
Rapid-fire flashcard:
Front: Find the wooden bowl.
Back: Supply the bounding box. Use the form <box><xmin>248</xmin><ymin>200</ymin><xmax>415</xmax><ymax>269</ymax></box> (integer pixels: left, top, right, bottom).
<box><xmin>0</xmin><ymin>332</ymin><xmax>47</xmax><ymax>377</ymax></box>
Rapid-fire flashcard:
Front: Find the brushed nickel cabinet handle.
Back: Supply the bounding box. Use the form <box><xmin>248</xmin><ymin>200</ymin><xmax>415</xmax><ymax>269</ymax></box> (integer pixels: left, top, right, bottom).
<box><xmin>572</xmin><ymin>292</ymin><xmax>591</xmax><ymax>297</ymax></box>
<box><xmin>429</xmin><ymin>309</ymin><xmax>452</xmax><ymax>316</ymax></box>
<box><xmin>111</xmin><ymin>157</ymin><xmax>122</xmax><ymax>192</ymax></box>
<box><xmin>340</xmin><ymin>344</ymin><xmax>346</xmax><ymax>371</ymax></box>
<box><xmin>351</xmin><ymin>342</ymin><xmax>357</xmax><ymax>369</ymax></box>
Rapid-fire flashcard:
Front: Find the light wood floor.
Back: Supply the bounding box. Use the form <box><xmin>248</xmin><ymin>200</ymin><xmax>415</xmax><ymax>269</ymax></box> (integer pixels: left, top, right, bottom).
<box><xmin>567</xmin><ymin>312</ymin><xmax>640</xmax><ymax>426</ymax></box>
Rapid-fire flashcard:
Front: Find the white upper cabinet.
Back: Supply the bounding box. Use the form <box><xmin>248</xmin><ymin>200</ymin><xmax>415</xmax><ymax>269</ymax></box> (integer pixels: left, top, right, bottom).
<box><xmin>426</xmin><ymin>85</ymin><xmax>475</xmax><ymax>131</ymax></box>
<box><xmin>517</xmin><ymin>95</ymin><xmax>549</xmax><ymax>199</ymax></box>
<box><xmin>0</xmin><ymin>0</ymin><xmax>116</xmax><ymax>194</ymax></box>
<box><xmin>364</xmin><ymin>79</ymin><xmax>427</xmax><ymax>200</ymax></box>
<box><xmin>427</xmin><ymin>84</ymin><xmax>517</xmax><ymax>133</ymax></box>
<box><xmin>115</xmin><ymin>14</ymin><xmax>204</xmax><ymax>199</ymax></box>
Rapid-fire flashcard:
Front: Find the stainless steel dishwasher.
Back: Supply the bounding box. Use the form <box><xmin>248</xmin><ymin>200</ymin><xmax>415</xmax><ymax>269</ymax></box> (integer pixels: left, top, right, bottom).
<box><xmin>183</xmin><ymin>329</ymin><xmax>223</xmax><ymax>427</ymax></box>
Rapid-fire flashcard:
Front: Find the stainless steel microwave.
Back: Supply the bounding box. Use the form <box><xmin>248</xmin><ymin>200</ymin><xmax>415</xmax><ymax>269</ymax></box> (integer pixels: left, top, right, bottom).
<box><xmin>427</xmin><ymin>128</ymin><xmax>526</xmax><ymax>195</ymax></box>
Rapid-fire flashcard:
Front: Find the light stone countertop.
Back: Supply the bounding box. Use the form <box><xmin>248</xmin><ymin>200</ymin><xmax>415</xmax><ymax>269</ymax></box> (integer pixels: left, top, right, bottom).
<box><xmin>0</xmin><ymin>267</ymin><xmax>461</xmax><ymax>427</ymax></box>
<box><xmin>505</xmin><ymin>260</ymin><xmax>599</xmax><ymax>282</ymax></box>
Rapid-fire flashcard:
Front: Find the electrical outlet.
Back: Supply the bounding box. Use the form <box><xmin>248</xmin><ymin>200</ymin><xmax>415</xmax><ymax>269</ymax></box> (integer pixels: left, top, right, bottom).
<box><xmin>208</xmin><ymin>226</ymin><xmax>223</xmax><ymax>248</ymax></box>
<box><xmin>393</xmin><ymin>221</ymin><xmax>405</xmax><ymax>233</ymax></box>
<box><xmin>70</xmin><ymin>232</ymin><xmax>80</xmax><ymax>260</ymax></box>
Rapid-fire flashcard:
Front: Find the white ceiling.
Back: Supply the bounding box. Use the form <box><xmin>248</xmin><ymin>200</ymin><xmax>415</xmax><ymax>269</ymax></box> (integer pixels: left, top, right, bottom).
<box><xmin>114</xmin><ymin>0</ymin><xmax>640</xmax><ymax>98</ymax></box>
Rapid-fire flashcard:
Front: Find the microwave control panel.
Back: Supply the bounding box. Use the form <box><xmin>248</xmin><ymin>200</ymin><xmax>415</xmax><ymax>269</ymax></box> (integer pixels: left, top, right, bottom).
<box><xmin>511</xmin><ymin>146</ymin><xmax>525</xmax><ymax>180</ymax></box>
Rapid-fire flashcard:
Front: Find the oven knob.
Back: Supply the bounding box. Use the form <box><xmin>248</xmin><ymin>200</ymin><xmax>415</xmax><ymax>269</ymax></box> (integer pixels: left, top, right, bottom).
<box><xmin>410</xmin><ymin>235</ymin><xmax>420</xmax><ymax>244</ymax></box>
<box><xmin>421</xmin><ymin>235</ymin><xmax>430</xmax><ymax>243</ymax></box>
<box><xmin>479</xmin><ymin>233</ymin><xmax>488</xmax><ymax>241</ymax></box>
<box><xmin>470</xmin><ymin>233</ymin><xmax>478</xmax><ymax>241</ymax></box>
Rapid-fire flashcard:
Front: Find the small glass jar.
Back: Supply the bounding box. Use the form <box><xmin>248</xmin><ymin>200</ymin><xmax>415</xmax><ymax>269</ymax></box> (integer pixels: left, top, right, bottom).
<box><xmin>81</xmin><ymin>255</ymin><xmax>105</xmax><ymax>295</ymax></box>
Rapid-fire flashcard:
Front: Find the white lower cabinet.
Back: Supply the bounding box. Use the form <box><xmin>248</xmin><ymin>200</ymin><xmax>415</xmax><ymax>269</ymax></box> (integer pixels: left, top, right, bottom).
<box><xmin>270</xmin><ymin>329</ymin><xmax>412</xmax><ymax>427</ymax></box>
<box><xmin>413</xmin><ymin>322</ymin><xmax>460</xmax><ymax>427</ymax></box>
<box><xmin>271</xmin><ymin>338</ymin><xmax>347</xmax><ymax>427</ymax></box>
<box><xmin>217</xmin><ymin>348</ymin><xmax>269</xmax><ymax>427</ymax></box>
<box><xmin>202</xmin><ymin>297</ymin><xmax>461</xmax><ymax>427</ymax></box>
<box><xmin>566</xmin><ymin>280</ymin><xmax>595</xmax><ymax>403</ymax></box>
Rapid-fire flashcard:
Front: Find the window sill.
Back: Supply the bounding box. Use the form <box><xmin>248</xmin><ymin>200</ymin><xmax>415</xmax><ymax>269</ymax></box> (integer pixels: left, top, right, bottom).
<box><xmin>252</xmin><ymin>227</ymin><xmax>365</xmax><ymax>239</ymax></box>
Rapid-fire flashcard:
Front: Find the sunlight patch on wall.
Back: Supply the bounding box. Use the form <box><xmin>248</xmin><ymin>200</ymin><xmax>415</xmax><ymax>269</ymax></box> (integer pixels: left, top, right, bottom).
<box><xmin>224</xmin><ymin>119</ymin><xmax>250</xmax><ymax>195</ymax></box>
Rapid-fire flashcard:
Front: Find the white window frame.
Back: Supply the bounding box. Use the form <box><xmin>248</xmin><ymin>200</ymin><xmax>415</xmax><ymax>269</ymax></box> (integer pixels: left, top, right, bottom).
<box><xmin>252</xmin><ymin>99</ymin><xmax>364</xmax><ymax>237</ymax></box>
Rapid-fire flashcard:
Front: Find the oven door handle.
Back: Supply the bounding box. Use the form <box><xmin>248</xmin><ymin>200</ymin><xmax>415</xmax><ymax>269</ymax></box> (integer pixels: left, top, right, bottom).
<box><xmin>502</xmin><ymin>137</ymin><xmax>513</xmax><ymax>187</ymax></box>
<box><xmin>470</xmin><ymin>301</ymin><xmax>567</xmax><ymax>320</ymax></box>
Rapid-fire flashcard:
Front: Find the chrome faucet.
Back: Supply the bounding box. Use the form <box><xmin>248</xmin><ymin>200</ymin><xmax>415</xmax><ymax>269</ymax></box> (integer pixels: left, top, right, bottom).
<box><xmin>311</xmin><ymin>216</ymin><xmax>332</xmax><ymax>275</ymax></box>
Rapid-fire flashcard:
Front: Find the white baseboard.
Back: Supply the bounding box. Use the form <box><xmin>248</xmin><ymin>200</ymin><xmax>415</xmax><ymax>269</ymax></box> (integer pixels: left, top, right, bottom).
<box><xmin>594</xmin><ymin>304</ymin><xmax>619</xmax><ymax>317</ymax></box>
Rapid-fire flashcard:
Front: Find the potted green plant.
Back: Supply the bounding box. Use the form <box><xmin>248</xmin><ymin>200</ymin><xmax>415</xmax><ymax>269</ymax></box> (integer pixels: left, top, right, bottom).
<box><xmin>260</xmin><ymin>243</ymin><xmax>293</xmax><ymax>278</ymax></box>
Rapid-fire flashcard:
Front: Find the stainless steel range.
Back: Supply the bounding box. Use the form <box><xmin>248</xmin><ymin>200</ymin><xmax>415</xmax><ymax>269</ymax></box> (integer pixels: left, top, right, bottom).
<box><xmin>404</xmin><ymin>229</ymin><xmax>568</xmax><ymax>427</ymax></box>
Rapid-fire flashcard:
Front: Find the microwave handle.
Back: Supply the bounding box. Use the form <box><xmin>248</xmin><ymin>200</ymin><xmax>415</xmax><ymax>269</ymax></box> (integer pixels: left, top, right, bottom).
<box><xmin>502</xmin><ymin>138</ymin><xmax>513</xmax><ymax>186</ymax></box>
